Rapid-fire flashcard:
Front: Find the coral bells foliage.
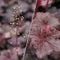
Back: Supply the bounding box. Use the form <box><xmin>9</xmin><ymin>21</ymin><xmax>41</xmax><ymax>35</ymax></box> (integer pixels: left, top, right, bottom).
<box><xmin>0</xmin><ymin>50</ymin><xmax>18</xmax><ymax>60</ymax></box>
<box><xmin>30</xmin><ymin>12</ymin><xmax>60</xmax><ymax>58</ymax></box>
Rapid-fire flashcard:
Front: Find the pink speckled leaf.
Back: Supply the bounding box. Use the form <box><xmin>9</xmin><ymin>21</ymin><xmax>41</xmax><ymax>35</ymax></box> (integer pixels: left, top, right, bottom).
<box><xmin>29</xmin><ymin>12</ymin><xmax>60</xmax><ymax>58</ymax></box>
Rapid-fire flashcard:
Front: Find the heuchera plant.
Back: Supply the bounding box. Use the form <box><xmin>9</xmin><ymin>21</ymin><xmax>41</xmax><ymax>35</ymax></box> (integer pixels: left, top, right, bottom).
<box><xmin>29</xmin><ymin>12</ymin><xmax>60</xmax><ymax>58</ymax></box>
<box><xmin>23</xmin><ymin>0</ymin><xmax>60</xmax><ymax>60</ymax></box>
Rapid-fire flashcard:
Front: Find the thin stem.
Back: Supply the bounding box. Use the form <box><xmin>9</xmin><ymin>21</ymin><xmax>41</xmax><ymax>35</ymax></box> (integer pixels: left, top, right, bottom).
<box><xmin>15</xmin><ymin>0</ymin><xmax>20</xmax><ymax>57</ymax></box>
<box><xmin>35</xmin><ymin>0</ymin><xmax>41</xmax><ymax>14</ymax></box>
<box><xmin>23</xmin><ymin>12</ymin><xmax>35</xmax><ymax>60</ymax></box>
<box><xmin>45</xmin><ymin>0</ymin><xmax>49</xmax><ymax>12</ymax></box>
